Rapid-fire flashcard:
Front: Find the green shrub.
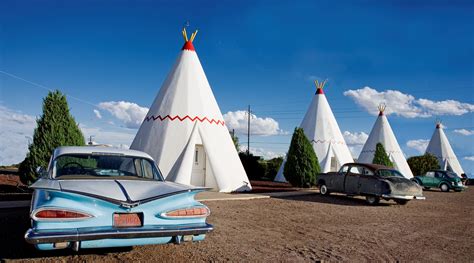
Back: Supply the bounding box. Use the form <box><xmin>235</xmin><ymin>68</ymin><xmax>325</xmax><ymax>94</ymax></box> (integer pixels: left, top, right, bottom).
<box><xmin>239</xmin><ymin>152</ymin><xmax>266</xmax><ymax>180</ymax></box>
<box><xmin>265</xmin><ymin>157</ymin><xmax>283</xmax><ymax>180</ymax></box>
<box><xmin>407</xmin><ymin>153</ymin><xmax>440</xmax><ymax>176</ymax></box>
<box><xmin>19</xmin><ymin>90</ymin><xmax>85</xmax><ymax>184</ymax></box>
<box><xmin>284</xmin><ymin>127</ymin><xmax>320</xmax><ymax>187</ymax></box>
<box><xmin>372</xmin><ymin>143</ymin><xmax>394</xmax><ymax>167</ymax></box>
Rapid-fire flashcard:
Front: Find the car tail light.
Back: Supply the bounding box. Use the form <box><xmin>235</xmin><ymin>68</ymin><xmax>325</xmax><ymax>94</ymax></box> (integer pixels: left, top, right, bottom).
<box><xmin>33</xmin><ymin>208</ymin><xmax>93</xmax><ymax>221</ymax></box>
<box><xmin>162</xmin><ymin>207</ymin><xmax>210</xmax><ymax>218</ymax></box>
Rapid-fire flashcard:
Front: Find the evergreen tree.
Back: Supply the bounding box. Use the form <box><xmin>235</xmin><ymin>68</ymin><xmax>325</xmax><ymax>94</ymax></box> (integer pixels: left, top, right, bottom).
<box><xmin>407</xmin><ymin>153</ymin><xmax>440</xmax><ymax>176</ymax></box>
<box><xmin>230</xmin><ymin>131</ymin><xmax>240</xmax><ymax>152</ymax></box>
<box><xmin>19</xmin><ymin>90</ymin><xmax>85</xmax><ymax>184</ymax></box>
<box><xmin>284</xmin><ymin>127</ymin><xmax>320</xmax><ymax>187</ymax></box>
<box><xmin>372</xmin><ymin>143</ymin><xmax>394</xmax><ymax>167</ymax></box>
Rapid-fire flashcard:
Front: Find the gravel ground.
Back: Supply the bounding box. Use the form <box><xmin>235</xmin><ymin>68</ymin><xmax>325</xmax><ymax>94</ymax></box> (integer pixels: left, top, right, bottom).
<box><xmin>1</xmin><ymin>188</ymin><xmax>472</xmax><ymax>262</ymax></box>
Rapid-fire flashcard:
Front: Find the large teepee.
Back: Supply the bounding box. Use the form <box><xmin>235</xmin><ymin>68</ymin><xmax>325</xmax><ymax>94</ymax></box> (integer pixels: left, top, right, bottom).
<box><xmin>275</xmin><ymin>80</ymin><xmax>354</xmax><ymax>182</ymax></box>
<box><xmin>425</xmin><ymin>122</ymin><xmax>464</xmax><ymax>177</ymax></box>
<box><xmin>131</xmin><ymin>28</ymin><xmax>251</xmax><ymax>192</ymax></box>
<box><xmin>358</xmin><ymin>104</ymin><xmax>413</xmax><ymax>178</ymax></box>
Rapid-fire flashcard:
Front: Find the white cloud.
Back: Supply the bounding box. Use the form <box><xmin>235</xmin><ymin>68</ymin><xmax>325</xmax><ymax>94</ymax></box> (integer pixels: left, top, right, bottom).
<box><xmin>98</xmin><ymin>101</ymin><xmax>148</xmax><ymax>129</ymax></box>
<box><xmin>417</xmin><ymin>99</ymin><xmax>474</xmax><ymax>116</ymax></box>
<box><xmin>406</xmin><ymin>139</ymin><xmax>430</xmax><ymax>154</ymax></box>
<box><xmin>0</xmin><ymin>105</ymin><xmax>37</xmax><ymax>165</ymax></box>
<box><xmin>80</xmin><ymin>124</ymin><xmax>135</xmax><ymax>149</ymax></box>
<box><xmin>93</xmin><ymin>109</ymin><xmax>102</xmax><ymax>119</ymax></box>
<box><xmin>464</xmin><ymin>156</ymin><xmax>474</xmax><ymax>161</ymax></box>
<box><xmin>342</xmin><ymin>131</ymin><xmax>369</xmax><ymax>158</ymax></box>
<box><xmin>343</xmin><ymin>131</ymin><xmax>368</xmax><ymax>145</ymax></box>
<box><xmin>454</xmin><ymin>129</ymin><xmax>474</xmax><ymax>136</ymax></box>
<box><xmin>343</xmin><ymin>86</ymin><xmax>474</xmax><ymax>118</ymax></box>
<box><xmin>239</xmin><ymin>146</ymin><xmax>285</xmax><ymax>160</ymax></box>
<box><xmin>223</xmin><ymin>110</ymin><xmax>285</xmax><ymax>136</ymax></box>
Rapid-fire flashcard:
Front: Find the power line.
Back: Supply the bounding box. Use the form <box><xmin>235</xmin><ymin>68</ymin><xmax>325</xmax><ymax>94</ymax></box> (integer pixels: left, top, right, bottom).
<box><xmin>0</xmin><ymin>70</ymin><xmax>98</xmax><ymax>108</ymax></box>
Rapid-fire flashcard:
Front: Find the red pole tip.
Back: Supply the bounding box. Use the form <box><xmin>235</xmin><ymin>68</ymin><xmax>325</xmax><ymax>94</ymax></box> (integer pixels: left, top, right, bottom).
<box><xmin>181</xmin><ymin>41</ymin><xmax>195</xmax><ymax>51</ymax></box>
<box><xmin>316</xmin><ymin>88</ymin><xmax>324</xmax><ymax>95</ymax></box>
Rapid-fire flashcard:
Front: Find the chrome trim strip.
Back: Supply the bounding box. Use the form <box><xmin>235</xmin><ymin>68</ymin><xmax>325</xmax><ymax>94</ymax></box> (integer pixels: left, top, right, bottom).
<box><xmin>160</xmin><ymin>206</ymin><xmax>210</xmax><ymax>219</ymax></box>
<box><xmin>31</xmin><ymin>207</ymin><xmax>94</xmax><ymax>222</ymax></box>
<box><xmin>52</xmin><ymin>187</ymin><xmax>208</xmax><ymax>207</ymax></box>
<box><xmin>381</xmin><ymin>194</ymin><xmax>426</xmax><ymax>200</ymax></box>
<box><xmin>25</xmin><ymin>223</ymin><xmax>213</xmax><ymax>244</ymax></box>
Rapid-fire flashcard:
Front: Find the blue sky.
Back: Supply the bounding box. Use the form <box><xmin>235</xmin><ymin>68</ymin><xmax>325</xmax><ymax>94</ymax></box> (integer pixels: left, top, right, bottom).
<box><xmin>1</xmin><ymin>0</ymin><xmax>473</xmax><ymax>174</ymax></box>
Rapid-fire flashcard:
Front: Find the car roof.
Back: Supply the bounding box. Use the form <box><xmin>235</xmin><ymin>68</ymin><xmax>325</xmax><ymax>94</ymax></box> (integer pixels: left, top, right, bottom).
<box><xmin>343</xmin><ymin>163</ymin><xmax>392</xmax><ymax>171</ymax></box>
<box><xmin>53</xmin><ymin>146</ymin><xmax>154</xmax><ymax>160</ymax></box>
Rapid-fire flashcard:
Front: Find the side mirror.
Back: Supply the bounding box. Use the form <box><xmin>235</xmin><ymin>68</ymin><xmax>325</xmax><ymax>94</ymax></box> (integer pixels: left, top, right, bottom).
<box><xmin>36</xmin><ymin>166</ymin><xmax>47</xmax><ymax>177</ymax></box>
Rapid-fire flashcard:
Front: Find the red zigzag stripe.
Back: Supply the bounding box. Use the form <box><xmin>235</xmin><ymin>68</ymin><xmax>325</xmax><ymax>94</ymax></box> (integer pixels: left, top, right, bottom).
<box><xmin>144</xmin><ymin>115</ymin><xmax>225</xmax><ymax>126</ymax></box>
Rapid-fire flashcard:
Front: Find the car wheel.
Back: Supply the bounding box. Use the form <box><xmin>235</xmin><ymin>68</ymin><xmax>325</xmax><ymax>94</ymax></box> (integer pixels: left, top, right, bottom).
<box><xmin>366</xmin><ymin>196</ymin><xmax>380</xmax><ymax>205</ymax></box>
<box><xmin>395</xmin><ymin>199</ymin><xmax>409</xmax><ymax>205</ymax></box>
<box><xmin>440</xmin><ymin>183</ymin><xmax>449</xmax><ymax>192</ymax></box>
<box><xmin>320</xmin><ymin>184</ymin><xmax>330</xmax><ymax>196</ymax></box>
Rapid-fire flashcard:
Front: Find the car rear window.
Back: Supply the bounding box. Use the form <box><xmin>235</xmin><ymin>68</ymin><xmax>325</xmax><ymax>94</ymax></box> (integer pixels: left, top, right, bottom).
<box><xmin>53</xmin><ymin>154</ymin><xmax>163</xmax><ymax>180</ymax></box>
<box><xmin>377</xmin><ymin>169</ymin><xmax>404</xmax><ymax>178</ymax></box>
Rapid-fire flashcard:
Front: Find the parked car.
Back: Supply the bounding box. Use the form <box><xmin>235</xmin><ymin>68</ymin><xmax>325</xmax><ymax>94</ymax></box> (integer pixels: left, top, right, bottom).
<box><xmin>412</xmin><ymin>170</ymin><xmax>467</xmax><ymax>192</ymax></box>
<box><xmin>317</xmin><ymin>163</ymin><xmax>425</xmax><ymax>205</ymax></box>
<box><xmin>25</xmin><ymin>146</ymin><xmax>213</xmax><ymax>251</ymax></box>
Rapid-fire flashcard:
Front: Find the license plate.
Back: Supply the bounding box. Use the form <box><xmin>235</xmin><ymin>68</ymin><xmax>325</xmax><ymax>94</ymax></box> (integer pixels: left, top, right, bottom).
<box><xmin>113</xmin><ymin>213</ymin><xmax>143</xmax><ymax>227</ymax></box>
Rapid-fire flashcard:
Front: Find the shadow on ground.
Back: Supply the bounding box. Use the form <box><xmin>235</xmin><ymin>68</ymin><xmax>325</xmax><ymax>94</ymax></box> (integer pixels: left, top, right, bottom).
<box><xmin>271</xmin><ymin>193</ymin><xmax>393</xmax><ymax>207</ymax></box>
<box><xmin>0</xmin><ymin>207</ymin><xmax>132</xmax><ymax>260</ymax></box>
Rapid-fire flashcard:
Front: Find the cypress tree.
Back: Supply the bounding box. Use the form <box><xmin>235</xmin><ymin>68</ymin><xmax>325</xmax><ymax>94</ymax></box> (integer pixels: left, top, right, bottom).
<box><xmin>372</xmin><ymin>142</ymin><xmax>394</xmax><ymax>167</ymax></box>
<box><xmin>19</xmin><ymin>90</ymin><xmax>85</xmax><ymax>184</ymax></box>
<box><xmin>284</xmin><ymin>127</ymin><xmax>320</xmax><ymax>187</ymax></box>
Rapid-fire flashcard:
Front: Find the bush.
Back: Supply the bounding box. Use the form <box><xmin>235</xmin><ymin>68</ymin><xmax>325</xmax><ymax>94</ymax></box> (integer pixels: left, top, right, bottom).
<box><xmin>19</xmin><ymin>90</ymin><xmax>85</xmax><ymax>184</ymax></box>
<box><xmin>407</xmin><ymin>153</ymin><xmax>440</xmax><ymax>176</ymax></box>
<box><xmin>239</xmin><ymin>152</ymin><xmax>266</xmax><ymax>181</ymax></box>
<box><xmin>284</xmin><ymin>127</ymin><xmax>320</xmax><ymax>187</ymax></box>
<box><xmin>372</xmin><ymin>143</ymin><xmax>393</xmax><ymax>167</ymax></box>
<box><xmin>265</xmin><ymin>157</ymin><xmax>283</xmax><ymax>181</ymax></box>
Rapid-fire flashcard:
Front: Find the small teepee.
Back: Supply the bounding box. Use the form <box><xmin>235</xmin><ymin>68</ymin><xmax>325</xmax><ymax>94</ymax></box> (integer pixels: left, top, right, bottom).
<box><xmin>425</xmin><ymin>122</ymin><xmax>464</xmax><ymax>177</ymax></box>
<box><xmin>275</xmin><ymin>80</ymin><xmax>354</xmax><ymax>182</ymax></box>
<box><xmin>131</xmin><ymin>28</ymin><xmax>251</xmax><ymax>192</ymax></box>
<box><xmin>358</xmin><ymin>104</ymin><xmax>413</xmax><ymax>178</ymax></box>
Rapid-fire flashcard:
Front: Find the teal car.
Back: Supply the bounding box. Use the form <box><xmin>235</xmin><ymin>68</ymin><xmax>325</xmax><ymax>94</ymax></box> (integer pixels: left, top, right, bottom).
<box><xmin>412</xmin><ymin>170</ymin><xmax>466</xmax><ymax>192</ymax></box>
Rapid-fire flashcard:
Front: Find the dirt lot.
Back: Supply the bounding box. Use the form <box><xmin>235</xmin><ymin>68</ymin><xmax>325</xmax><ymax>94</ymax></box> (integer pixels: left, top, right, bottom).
<box><xmin>1</xmin><ymin>189</ymin><xmax>472</xmax><ymax>262</ymax></box>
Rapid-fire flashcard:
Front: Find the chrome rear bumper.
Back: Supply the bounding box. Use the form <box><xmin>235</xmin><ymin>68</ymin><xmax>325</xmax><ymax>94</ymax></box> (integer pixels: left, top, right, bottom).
<box><xmin>382</xmin><ymin>194</ymin><xmax>425</xmax><ymax>200</ymax></box>
<box><xmin>25</xmin><ymin>223</ymin><xmax>213</xmax><ymax>244</ymax></box>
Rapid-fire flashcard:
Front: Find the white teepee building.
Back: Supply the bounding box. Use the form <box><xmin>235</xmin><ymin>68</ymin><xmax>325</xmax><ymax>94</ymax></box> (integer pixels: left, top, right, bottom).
<box><xmin>425</xmin><ymin>122</ymin><xmax>464</xmax><ymax>177</ymax></box>
<box><xmin>275</xmin><ymin>80</ymin><xmax>354</xmax><ymax>182</ymax></box>
<box><xmin>131</xmin><ymin>28</ymin><xmax>251</xmax><ymax>192</ymax></box>
<box><xmin>358</xmin><ymin>104</ymin><xmax>413</xmax><ymax>178</ymax></box>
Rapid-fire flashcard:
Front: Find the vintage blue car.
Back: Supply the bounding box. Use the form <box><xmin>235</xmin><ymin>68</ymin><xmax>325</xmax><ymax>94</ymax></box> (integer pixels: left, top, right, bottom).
<box><xmin>25</xmin><ymin>146</ymin><xmax>213</xmax><ymax>251</ymax></box>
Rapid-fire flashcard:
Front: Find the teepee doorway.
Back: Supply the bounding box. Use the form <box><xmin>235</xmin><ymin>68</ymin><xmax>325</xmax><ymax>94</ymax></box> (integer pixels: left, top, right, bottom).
<box><xmin>191</xmin><ymin>145</ymin><xmax>206</xmax><ymax>186</ymax></box>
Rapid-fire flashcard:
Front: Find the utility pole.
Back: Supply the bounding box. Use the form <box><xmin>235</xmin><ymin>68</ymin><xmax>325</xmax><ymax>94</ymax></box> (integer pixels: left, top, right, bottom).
<box><xmin>247</xmin><ymin>105</ymin><xmax>250</xmax><ymax>156</ymax></box>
